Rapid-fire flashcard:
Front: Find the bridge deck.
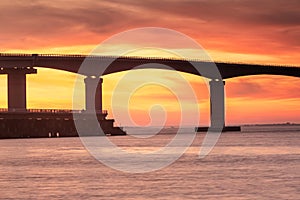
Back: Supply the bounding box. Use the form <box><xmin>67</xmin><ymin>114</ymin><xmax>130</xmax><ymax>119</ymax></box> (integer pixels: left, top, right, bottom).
<box><xmin>0</xmin><ymin>53</ymin><xmax>299</xmax><ymax>79</ymax></box>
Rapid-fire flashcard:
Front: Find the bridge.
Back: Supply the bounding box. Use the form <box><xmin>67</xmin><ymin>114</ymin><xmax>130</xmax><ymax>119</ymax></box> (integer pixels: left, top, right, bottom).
<box><xmin>0</xmin><ymin>53</ymin><xmax>300</xmax><ymax>133</ymax></box>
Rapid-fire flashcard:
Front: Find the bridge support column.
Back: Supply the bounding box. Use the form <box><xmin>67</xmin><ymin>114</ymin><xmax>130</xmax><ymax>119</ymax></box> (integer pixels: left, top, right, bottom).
<box><xmin>84</xmin><ymin>76</ymin><xmax>103</xmax><ymax>113</ymax></box>
<box><xmin>209</xmin><ymin>79</ymin><xmax>225</xmax><ymax>130</ymax></box>
<box><xmin>4</xmin><ymin>68</ymin><xmax>37</xmax><ymax>112</ymax></box>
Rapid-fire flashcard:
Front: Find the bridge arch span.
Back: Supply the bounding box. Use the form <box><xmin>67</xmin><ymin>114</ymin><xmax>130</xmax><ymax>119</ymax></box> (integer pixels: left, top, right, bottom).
<box><xmin>34</xmin><ymin>59</ymin><xmax>300</xmax><ymax>80</ymax></box>
<box><xmin>1</xmin><ymin>54</ymin><xmax>300</xmax><ymax>79</ymax></box>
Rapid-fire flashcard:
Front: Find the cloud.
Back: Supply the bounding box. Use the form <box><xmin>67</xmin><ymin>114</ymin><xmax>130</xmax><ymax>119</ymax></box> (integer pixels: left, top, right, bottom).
<box><xmin>1</xmin><ymin>0</ymin><xmax>299</xmax><ymax>56</ymax></box>
<box><xmin>114</xmin><ymin>0</ymin><xmax>300</xmax><ymax>26</ymax></box>
<box><xmin>226</xmin><ymin>75</ymin><xmax>300</xmax><ymax>99</ymax></box>
<box><xmin>0</xmin><ymin>1</ymin><xmax>152</xmax><ymax>49</ymax></box>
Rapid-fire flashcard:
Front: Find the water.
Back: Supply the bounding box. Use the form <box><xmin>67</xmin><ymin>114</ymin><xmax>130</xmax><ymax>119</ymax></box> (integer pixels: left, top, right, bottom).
<box><xmin>0</xmin><ymin>128</ymin><xmax>299</xmax><ymax>199</ymax></box>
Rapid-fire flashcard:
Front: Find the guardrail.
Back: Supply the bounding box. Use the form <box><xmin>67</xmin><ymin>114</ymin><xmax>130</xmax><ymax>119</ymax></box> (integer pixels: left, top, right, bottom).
<box><xmin>0</xmin><ymin>108</ymin><xmax>108</xmax><ymax>114</ymax></box>
<box><xmin>0</xmin><ymin>52</ymin><xmax>299</xmax><ymax>68</ymax></box>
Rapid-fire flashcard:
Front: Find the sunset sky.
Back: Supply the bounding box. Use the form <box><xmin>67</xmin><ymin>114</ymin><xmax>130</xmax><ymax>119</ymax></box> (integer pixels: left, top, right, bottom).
<box><xmin>0</xmin><ymin>0</ymin><xmax>299</xmax><ymax>126</ymax></box>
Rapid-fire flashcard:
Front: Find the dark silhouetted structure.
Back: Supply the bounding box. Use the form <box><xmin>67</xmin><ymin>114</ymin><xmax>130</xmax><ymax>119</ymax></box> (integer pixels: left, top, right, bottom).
<box><xmin>0</xmin><ymin>53</ymin><xmax>299</xmax><ymax>137</ymax></box>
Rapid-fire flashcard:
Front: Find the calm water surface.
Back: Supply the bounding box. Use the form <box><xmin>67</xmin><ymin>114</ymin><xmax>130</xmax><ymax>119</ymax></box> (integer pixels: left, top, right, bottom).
<box><xmin>0</xmin><ymin>130</ymin><xmax>299</xmax><ymax>199</ymax></box>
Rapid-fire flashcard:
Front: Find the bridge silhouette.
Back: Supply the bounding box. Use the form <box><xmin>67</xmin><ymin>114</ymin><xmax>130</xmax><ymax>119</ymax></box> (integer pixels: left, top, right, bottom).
<box><xmin>0</xmin><ymin>53</ymin><xmax>300</xmax><ymax>137</ymax></box>
<box><xmin>1</xmin><ymin>53</ymin><xmax>299</xmax><ymax>78</ymax></box>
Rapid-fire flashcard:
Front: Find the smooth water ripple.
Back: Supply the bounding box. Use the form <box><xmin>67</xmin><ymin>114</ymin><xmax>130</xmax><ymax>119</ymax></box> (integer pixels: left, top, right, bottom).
<box><xmin>0</xmin><ymin>131</ymin><xmax>299</xmax><ymax>199</ymax></box>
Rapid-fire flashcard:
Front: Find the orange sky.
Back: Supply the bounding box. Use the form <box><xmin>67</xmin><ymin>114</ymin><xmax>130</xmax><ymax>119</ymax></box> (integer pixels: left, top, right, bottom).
<box><xmin>0</xmin><ymin>0</ymin><xmax>299</xmax><ymax>126</ymax></box>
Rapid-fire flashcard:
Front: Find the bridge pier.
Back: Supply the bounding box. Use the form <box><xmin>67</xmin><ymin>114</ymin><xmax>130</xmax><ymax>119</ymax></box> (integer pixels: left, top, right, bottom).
<box><xmin>0</xmin><ymin>68</ymin><xmax>37</xmax><ymax>112</ymax></box>
<box><xmin>84</xmin><ymin>76</ymin><xmax>103</xmax><ymax>113</ymax></box>
<box><xmin>209</xmin><ymin>79</ymin><xmax>225</xmax><ymax>130</ymax></box>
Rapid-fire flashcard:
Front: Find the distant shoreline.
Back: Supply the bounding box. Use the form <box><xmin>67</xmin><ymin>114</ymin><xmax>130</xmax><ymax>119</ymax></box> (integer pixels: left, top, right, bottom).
<box><xmin>243</xmin><ymin>123</ymin><xmax>300</xmax><ymax>126</ymax></box>
<box><xmin>122</xmin><ymin>123</ymin><xmax>300</xmax><ymax>129</ymax></box>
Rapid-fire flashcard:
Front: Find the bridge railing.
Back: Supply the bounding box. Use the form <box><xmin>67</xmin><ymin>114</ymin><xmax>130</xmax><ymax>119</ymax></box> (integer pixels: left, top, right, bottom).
<box><xmin>0</xmin><ymin>53</ymin><xmax>34</xmax><ymax>57</ymax></box>
<box><xmin>1</xmin><ymin>52</ymin><xmax>299</xmax><ymax>68</ymax></box>
<box><xmin>0</xmin><ymin>108</ymin><xmax>108</xmax><ymax>115</ymax></box>
<box><xmin>0</xmin><ymin>108</ymin><xmax>8</xmax><ymax>112</ymax></box>
<box><xmin>28</xmin><ymin>109</ymin><xmax>77</xmax><ymax>113</ymax></box>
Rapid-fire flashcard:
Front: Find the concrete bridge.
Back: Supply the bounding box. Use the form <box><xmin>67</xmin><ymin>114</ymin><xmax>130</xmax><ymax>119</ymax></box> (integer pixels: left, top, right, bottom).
<box><xmin>0</xmin><ymin>53</ymin><xmax>300</xmax><ymax>129</ymax></box>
